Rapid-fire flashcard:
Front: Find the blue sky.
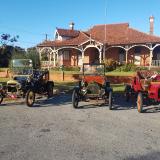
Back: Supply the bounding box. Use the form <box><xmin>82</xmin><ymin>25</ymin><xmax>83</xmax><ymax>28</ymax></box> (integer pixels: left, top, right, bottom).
<box><xmin>0</xmin><ymin>0</ymin><xmax>160</xmax><ymax>49</ymax></box>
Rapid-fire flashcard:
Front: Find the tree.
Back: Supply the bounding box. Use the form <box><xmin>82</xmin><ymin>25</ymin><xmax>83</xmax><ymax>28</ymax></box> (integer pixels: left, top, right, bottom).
<box><xmin>26</xmin><ymin>47</ymin><xmax>40</xmax><ymax>69</ymax></box>
<box><xmin>0</xmin><ymin>34</ymin><xmax>19</xmax><ymax>46</ymax></box>
<box><xmin>0</xmin><ymin>34</ymin><xmax>19</xmax><ymax>67</ymax></box>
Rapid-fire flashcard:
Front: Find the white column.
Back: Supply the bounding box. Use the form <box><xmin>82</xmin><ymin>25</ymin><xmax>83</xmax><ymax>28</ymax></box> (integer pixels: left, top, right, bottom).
<box><xmin>125</xmin><ymin>49</ymin><xmax>128</xmax><ymax>64</ymax></box>
<box><xmin>82</xmin><ymin>50</ymin><xmax>84</xmax><ymax>64</ymax></box>
<box><xmin>53</xmin><ymin>52</ymin><xmax>56</xmax><ymax>67</ymax></box>
<box><xmin>149</xmin><ymin>49</ymin><xmax>153</xmax><ymax>70</ymax></box>
<box><xmin>103</xmin><ymin>45</ymin><xmax>105</xmax><ymax>62</ymax></box>
<box><xmin>99</xmin><ymin>50</ymin><xmax>102</xmax><ymax>63</ymax></box>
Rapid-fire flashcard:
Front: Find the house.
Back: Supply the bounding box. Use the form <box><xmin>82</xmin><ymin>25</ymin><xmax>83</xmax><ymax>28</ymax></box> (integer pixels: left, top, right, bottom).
<box><xmin>37</xmin><ymin>17</ymin><xmax>160</xmax><ymax>68</ymax></box>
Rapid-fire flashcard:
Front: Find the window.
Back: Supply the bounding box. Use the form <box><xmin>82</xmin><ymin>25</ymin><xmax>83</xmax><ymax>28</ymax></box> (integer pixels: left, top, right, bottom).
<box><xmin>63</xmin><ymin>51</ymin><xmax>70</xmax><ymax>60</ymax></box>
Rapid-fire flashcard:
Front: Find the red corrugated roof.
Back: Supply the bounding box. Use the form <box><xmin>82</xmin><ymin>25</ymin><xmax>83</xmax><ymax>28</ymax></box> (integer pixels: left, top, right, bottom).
<box><xmin>56</xmin><ymin>28</ymin><xmax>79</xmax><ymax>37</ymax></box>
<box><xmin>38</xmin><ymin>23</ymin><xmax>160</xmax><ymax>47</ymax></box>
<box><xmin>38</xmin><ymin>31</ymin><xmax>89</xmax><ymax>47</ymax></box>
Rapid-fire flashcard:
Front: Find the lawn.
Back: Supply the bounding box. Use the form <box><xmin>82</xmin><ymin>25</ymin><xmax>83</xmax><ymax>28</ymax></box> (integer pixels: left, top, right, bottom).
<box><xmin>106</xmin><ymin>71</ymin><xmax>135</xmax><ymax>76</ymax></box>
<box><xmin>55</xmin><ymin>81</ymin><xmax>125</xmax><ymax>93</ymax></box>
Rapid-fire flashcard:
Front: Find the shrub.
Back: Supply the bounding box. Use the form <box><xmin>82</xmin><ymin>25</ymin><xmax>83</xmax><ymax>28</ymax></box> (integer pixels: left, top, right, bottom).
<box><xmin>115</xmin><ymin>63</ymin><xmax>136</xmax><ymax>72</ymax></box>
<box><xmin>105</xmin><ymin>58</ymin><xmax>118</xmax><ymax>72</ymax></box>
<box><xmin>51</xmin><ymin>66</ymin><xmax>80</xmax><ymax>72</ymax></box>
<box><xmin>63</xmin><ymin>66</ymin><xmax>80</xmax><ymax>71</ymax></box>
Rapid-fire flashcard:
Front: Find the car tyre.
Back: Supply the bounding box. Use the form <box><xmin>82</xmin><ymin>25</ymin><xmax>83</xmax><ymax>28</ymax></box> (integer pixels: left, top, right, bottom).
<box><xmin>26</xmin><ymin>90</ymin><xmax>35</xmax><ymax>107</ymax></box>
<box><xmin>47</xmin><ymin>83</ymin><xmax>54</xmax><ymax>98</ymax></box>
<box><xmin>124</xmin><ymin>85</ymin><xmax>131</xmax><ymax>102</ymax></box>
<box><xmin>72</xmin><ymin>89</ymin><xmax>79</xmax><ymax>108</ymax></box>
<box><xmin>109</xmin><ymin>91</ymin><xmax>113</xmax><ymax>110</ymax></box>
<box><xmin>0</xmin><ymin>93</ymin><xmax>3</xmax><ymax>104</ymax></box>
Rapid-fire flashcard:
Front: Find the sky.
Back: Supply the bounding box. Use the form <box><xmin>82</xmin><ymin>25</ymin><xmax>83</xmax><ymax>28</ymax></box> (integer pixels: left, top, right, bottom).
<box><xmin>0</xmin><ymin>0</ymin><xmax>160</xmax><ymax>49</ymax></box>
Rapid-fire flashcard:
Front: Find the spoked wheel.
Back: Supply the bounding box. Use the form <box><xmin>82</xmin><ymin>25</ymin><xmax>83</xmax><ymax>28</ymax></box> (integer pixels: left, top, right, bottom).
<box><xmin>0</xmin><ymin>92</ymin><xmax>3</xmax><ymax>104</ymax></box>
<box><xmin>26</xmin><ymin>90</ymin><xmax>35</xmax><ymax>107</ymax></box>
<box><xmin>72</xmin><ymin>89</ymin><xmax>79</xmax><ymax>108</ymax></box>
<box><xmin>108</xmin><ymin>91</ymin><xmax>113</xmax><ymax>110</ymax></box>
<box><xmin>47</xmin><ymin>83</ymin><xmax>54</xmax><ymax>98</ymax></box>
<box><xmin>137</xmin><ymin>92</ymin><xmax>143</xmax><ymax>113</ymax></box>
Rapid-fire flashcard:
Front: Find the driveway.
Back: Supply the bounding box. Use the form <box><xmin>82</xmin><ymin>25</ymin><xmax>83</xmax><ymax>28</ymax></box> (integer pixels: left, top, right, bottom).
<box><xmin>0</xmin><ymin>93</ymin><xmax>160</xmax><ymax>160</ymax></box>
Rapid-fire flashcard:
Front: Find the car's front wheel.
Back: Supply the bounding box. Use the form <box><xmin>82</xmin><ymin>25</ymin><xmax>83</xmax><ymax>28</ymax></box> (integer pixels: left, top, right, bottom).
<box><xmin>72</xmin><ymin>89</ymin><xmax>79</xmax><ymax>108</ymax></box>
<box><xmin>47</xmin><ymin>83</ymin><xmax>54</xmax><ymax>98</ymax></box>
<box><xmin>26</xmin><ymin>90</ymin><xmax>35</xmax><ymax>107</ymax></box>
<box><xmin>124</xmin><ymin>85</ymin><xmax>131</xmax><ymax>102</ymax></box>
<box><xmin>0</xmin><ymin>92</ymin><xmax>3</xmax><ymax>104</ymax></box>
<box><xmin>108</xmin><ymin>91</ymin><xmax>113</xmax><ymax>110</ymax></box>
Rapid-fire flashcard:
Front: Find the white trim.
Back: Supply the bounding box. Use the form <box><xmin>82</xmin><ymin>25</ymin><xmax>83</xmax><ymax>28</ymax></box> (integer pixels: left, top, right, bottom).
<box><xmin>78</xmin><ymin>39</ymin><xmax>103</xmax><ymax>46</ymax></box>
<box><xmin>83</xmin><ymin>44</ymin><xmax>101</xmax><ymax>52</ymax></box>
<box><xmin>39</xmin><ymin>47</ymin><xmax>55</xmax><ymax>53</ymax></box>
<box><xmin>56</xmin><ymin>46</ymin><xmax>82</xmax><ymax>53</ymax></box>
<box><xmin>128</xmin><ymin>44</ymin><xmax>150</xmax><ymax>50</ymax></box>
<box><xmin>153</xmin><ymin>44</ymin><xmax>160</xmax><ymax>50</ymax></box>
<box><xmin>105</xmin><ymin>46</ymin><xmax>126</xmax><ymax>51</ymax></box>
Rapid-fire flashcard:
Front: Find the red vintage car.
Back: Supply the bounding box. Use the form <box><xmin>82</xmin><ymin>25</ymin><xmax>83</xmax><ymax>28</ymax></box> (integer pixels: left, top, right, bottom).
<box><xmin>72</xmin><ymin>63</ymin><xmax>113</xmax><ymax>109</ymax></box>
<box><xmin>124</xmin><ymin>70</ymin><xmax>160</xmax><ymax>113</ymax></box>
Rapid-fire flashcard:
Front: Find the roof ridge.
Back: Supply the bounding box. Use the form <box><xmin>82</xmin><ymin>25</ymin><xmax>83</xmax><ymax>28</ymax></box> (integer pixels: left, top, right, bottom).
<box><xmin>92</xmin><ymin>22</ymin><xmax>129</xmax><ymax>28</ymax></box>
<box><xmin>56</xmin><ymin>27</ymin><xmax>80</xmax><ymax>32</ymax></box>
<box><xmin>80</xmin><ymin>31</ymin><xmax>90</xmax><ymax>38</ymax></box>
<box><xmin>129</xmin><ymin>27</ymin><xmax>160</xmax><ymax>39</ymax></box>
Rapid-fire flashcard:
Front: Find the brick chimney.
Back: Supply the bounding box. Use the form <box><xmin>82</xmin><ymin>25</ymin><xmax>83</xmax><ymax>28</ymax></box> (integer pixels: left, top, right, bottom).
<box><xmin>149</xmin><ymin>15</ymin><xmax>154</xmax><ymax>35</ymax></box>
<box><xmin>69</xmin><ymin>22</ymin><xmax>74</xmax><ymax>30</ymax></box>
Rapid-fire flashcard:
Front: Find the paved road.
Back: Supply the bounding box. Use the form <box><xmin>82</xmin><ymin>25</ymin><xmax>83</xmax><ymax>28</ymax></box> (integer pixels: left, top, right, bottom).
<box><xmin>0</xmin><ymin>93</ymin><xmax>160</xmax><ymax>160</ymax></box>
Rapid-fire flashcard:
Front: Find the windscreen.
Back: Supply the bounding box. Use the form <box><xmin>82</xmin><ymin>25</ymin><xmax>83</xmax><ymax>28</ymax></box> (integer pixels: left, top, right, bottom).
<box><xmin>12</xmin><ymin>59</ymin><xmax>33</xmax><ymax>68</ymax></box>
<box><xmin>83</xmin><ymin>64</ymin><xmax>105</xmax><ymax>75</ymax></box>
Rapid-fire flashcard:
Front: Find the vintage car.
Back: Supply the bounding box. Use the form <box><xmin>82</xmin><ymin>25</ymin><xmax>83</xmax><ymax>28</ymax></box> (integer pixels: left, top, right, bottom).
<box><xmin>0</xmin><ymin>59</ymin><xmax>54</xmax><ymax>107</ymax></box>
<box><xmin>72</xmin><ymin>63</ymin><xmax>113</xmax><ymax>109</ymax></box>
<box><xmin>124</xmin><ymin>70</ymin><xmax>160</xmax><ymax>113</ymax></box>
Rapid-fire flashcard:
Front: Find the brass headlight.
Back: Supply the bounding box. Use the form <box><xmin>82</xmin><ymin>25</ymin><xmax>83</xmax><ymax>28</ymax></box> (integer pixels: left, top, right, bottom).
<box><xmin>16</xmin><ymin>83</ymin><xmax>21</xmax><ymax>89</ymax></box>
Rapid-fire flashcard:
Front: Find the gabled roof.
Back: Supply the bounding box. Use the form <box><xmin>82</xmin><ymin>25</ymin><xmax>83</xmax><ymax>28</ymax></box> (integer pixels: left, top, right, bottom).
<box><xmin>56</xmin><ymin>28</ymin><xmax>79</xmax><ymax>38</ymax></box>
<box><xmin>38</xmin><ymin>31</ymin><xmax>89</xmax><ymax>47</ymax></box>
<box><xmin>87</xmin><ymin>23</ymin><xmax>160</xmax><ymax>45</ymax></box>
<box><xmin>38</xmin><ymin>23</ymin><xmax>160</xmax><ymax>47</ymax></box>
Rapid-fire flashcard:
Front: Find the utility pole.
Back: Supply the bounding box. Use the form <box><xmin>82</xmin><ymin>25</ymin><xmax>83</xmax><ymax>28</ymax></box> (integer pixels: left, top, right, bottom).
<box><xmin>45</xmin><ymin>34</ymin><xmax>48</xmax><ymax>41</ymax></box>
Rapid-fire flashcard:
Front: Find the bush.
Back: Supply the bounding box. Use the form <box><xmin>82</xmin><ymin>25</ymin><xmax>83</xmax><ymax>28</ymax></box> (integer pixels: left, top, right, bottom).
<box><xmin>115</xmin><ymin>63</ymin><xmax>136</xmax><ymax>72</ymax></box>
<box><xmin>51</xmin><ymin>66</ymin><xmax>80</xmax><ymax>72</ymax></box>
<box><xmin>105</xmin><ymin>58</ymin><xmax>118</xmax><ymax>72</ymax></box>
<box><xmin>63</xmin><ymin>66</ymin><xmax>80</xmax><ymax>71</ymax></box>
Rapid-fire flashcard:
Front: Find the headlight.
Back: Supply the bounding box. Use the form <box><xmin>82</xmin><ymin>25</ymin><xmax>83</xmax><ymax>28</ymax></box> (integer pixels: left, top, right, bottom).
<box><xmin>16</xmin><ymin>83</ymin><xmax>21</xmax><ymax>89</ymax></box>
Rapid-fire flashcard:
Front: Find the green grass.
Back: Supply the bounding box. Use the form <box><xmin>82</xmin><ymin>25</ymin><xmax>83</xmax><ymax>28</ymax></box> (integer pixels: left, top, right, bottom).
<box><xmin>0</xmin><ymin>78</ymin><xmax>9</xmax><ymax>85</ymax></box>
<box><xmin>55</xmin><ymin>81</ymin><xmax>125</xmax><ymax>93</ymax></box>
<box><xmin>111</xmin><ymin>84</ymin><xmax>125</xmax><ymax>93</ymax></box>
<box><xmin>50</xmin><ymin>70</ymin><xmax>135</xmax><ymax>76</ymax></box>
<box><xmin>106</xmin><ymin>71</ymin><xmax>135</xmax><ymax>76</ymax></box>
<box><xmin>50</xmin><ymin>70</ymin><xmax>81</xmax><ymax>74</ymax></box>
<box><xmin>0</xmin><ymin>68</ymin><xmax>8</xmax><ymax>72</ymax></box>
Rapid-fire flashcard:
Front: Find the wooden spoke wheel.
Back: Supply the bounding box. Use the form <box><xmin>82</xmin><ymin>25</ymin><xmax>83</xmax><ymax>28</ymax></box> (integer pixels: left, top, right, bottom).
<box><xmin>26</xmin><ymin>90</ymin><xmax>35</xmax><ymax>107</ymax></box>
<box><xmin>137</xmin><ymin>92</ymin><xmax>143</xmax><ymax>113</ymax></box>
<box><xmin>47</xmin><ymin>83</ymin><xmax>54</xmax><ymax>98</ymax></box>
<box><xmin>108</xmin><ymin>91</ymin><xmax>113</xmax><ymax>110</ymax></box>
<box><xmin>72</xmin><ymin>89</ymin><xmax>79</xmax><ymax>108</ymax></box>
<box><xmin>0</xmin><ymin>93</ymin><xmax>3</xmax><ymax>104</ymax></box>
<box><xmin>124</xmin><ymin>85</ymin><xmax>131</xmax><ymax>102</ymax></box>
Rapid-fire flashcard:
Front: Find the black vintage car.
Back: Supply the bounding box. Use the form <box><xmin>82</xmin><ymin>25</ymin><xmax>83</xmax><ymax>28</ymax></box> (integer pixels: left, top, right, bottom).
<box><xmin>0</xmin><ymin>59</ymin><xmax>54</xmax><ymax>107</ymax></box>
<box><xmin>72</xmin><ymin>63</ymin><xmax>113</xmax><ymax>109</ymax></box>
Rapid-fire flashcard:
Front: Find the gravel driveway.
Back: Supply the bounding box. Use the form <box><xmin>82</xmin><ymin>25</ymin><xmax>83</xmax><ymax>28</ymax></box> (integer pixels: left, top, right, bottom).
<box><xmin>0</xmin><ymin>93</ymin><xmax>160</xmax><ymax>160</ymax></box>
